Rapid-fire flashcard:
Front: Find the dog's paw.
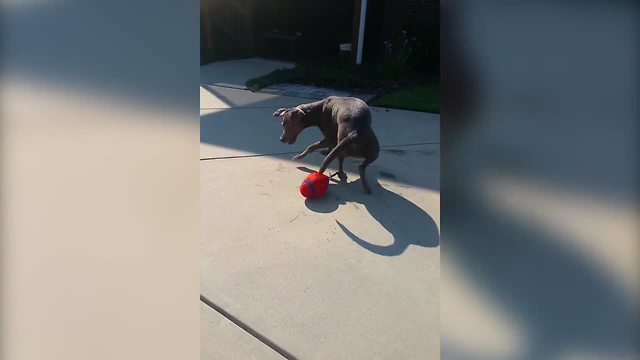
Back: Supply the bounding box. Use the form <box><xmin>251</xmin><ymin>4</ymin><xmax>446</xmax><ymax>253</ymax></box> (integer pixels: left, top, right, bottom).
<box><xmin>338</xmin><ymin>171</ymin><xmax>348</xmax><ymax>181</ymax></box>
<box><xmin>292</xmin><ymin>153</ymin><xmax>305</xmax><ymax>160</ymax></box>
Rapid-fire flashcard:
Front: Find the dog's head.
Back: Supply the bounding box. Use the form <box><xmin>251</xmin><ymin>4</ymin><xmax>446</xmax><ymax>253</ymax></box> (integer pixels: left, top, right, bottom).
<box><xmin>273</xmin><ymin>107</ymin><xmax>306</xmax><ymax>145</ymax></box>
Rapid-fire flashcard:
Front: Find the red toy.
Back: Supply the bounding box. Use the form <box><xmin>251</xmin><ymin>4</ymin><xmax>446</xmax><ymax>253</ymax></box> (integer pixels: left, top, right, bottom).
<box><xmin>299</xmin><ymin>172</ymin><xmax>329</xmax><ymax>199</ymax></box>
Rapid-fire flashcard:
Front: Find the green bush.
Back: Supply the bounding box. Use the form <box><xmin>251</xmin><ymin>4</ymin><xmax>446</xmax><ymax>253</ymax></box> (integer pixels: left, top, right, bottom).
<box><xmin>377</xmin><ymin>32</ymin><xmax>420</xmax><ymax>81</ymax></box>
<box><xmin>405</xmin><ymin>18</ymin><xmax>440</xmax><ymax>74</ymax></box>
<box><xmin>247</xmin><ymin>61</ymin><xmax>387</xmax><ymax>92</ymax></box>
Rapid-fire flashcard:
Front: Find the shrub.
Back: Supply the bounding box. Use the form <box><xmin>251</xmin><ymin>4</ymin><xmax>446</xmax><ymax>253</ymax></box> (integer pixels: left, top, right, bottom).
<box><xmin>377</xmin><ymin>31</ymin><xmax>420</xmax><ymax>81</ymax></box>
<box><xmin>405</xmin><ymin>17</ymin><xmax>440</xmax><ymax>74</ymax></box>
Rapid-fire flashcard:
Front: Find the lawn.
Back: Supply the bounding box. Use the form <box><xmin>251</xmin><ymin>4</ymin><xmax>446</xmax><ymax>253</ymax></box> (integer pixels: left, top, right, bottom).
<box><xmin>370</xmin><ymin>86</ymin><xmax>439</xmax><ymax>113</ymax></box>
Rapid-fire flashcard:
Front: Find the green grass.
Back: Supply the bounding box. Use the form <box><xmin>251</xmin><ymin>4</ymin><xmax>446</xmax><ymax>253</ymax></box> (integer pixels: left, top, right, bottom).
<box><xmin>370</xmin><ymin>86</ymin><xmax>440</xmax><ymax>113</ymax></box>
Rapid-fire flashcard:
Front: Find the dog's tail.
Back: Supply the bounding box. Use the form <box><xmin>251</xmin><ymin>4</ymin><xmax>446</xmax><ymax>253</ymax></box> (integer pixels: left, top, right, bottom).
<box><xmin>318</xmin><ymin>131</ymin><xmax>358</xmax><ymax>174</ymax></box>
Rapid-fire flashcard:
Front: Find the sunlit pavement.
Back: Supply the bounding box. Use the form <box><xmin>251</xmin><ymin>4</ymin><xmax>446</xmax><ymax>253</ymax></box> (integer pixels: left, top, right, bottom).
<box><xmin>200</xmin><ymin>59</ymin><xmax>440</xmax><ymax>359</ymax></box>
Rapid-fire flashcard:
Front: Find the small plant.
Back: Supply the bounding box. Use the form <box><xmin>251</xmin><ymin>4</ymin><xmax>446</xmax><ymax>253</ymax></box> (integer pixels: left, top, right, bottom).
<box><xmin>405</xmin><ymin>18</ymin><xmax>440</xmax><ymax>73</ymax></box>
<box><xmin>377</xmin><ymin>30</ymin><xmax>421</xmax><ymax>82</ymax></box>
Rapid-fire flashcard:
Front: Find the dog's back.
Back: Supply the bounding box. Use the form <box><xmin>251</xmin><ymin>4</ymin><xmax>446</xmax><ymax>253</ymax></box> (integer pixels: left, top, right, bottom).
<box><xmin>323</xmin><ymin>97</ymin><xmax>377</xmax><ymax>154</ymax></box>
<box><xmin>323</xmin><ymin>96</ymin><xmax>372</xmax><ymax>132</ymax></box>
<box><xmin>318</xmin><ymin>96</ymin><xmax>379</xmax><ymax>172</ymax></box>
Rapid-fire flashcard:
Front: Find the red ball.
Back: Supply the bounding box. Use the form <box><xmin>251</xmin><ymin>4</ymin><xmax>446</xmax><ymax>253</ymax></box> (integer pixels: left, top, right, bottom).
<box><xmin>299</xmin><ymin>172</ymin><xmax>329</xmax><ymax>199</ymax></box>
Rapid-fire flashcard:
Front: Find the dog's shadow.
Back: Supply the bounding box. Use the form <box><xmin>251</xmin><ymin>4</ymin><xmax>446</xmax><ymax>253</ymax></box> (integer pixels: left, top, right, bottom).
<box><xmin>298</xmin><ymin>167</ymin><xmax>440</xmax><ymax>256</ymax></box>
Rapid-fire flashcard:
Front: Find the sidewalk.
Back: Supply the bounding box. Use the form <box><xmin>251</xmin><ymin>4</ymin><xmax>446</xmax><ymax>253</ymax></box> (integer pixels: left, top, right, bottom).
<box><xmin>200</xmin><ymin>59</ymin><xmax>440</xmax><ymax>359</ymax></box>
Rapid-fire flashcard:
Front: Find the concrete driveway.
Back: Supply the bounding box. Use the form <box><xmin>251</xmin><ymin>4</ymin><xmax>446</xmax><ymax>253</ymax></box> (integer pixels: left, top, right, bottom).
<box><xmin>200</xmin><ymin>59</ymin><xmax>440</xmax><ymax>359</ymax></box>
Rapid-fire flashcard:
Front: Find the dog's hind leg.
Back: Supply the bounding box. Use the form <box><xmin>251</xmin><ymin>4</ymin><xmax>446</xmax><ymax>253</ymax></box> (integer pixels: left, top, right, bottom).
<box><xmin>359</xmin><ymin>156</ymin><xmax>377</xmax><ymax>194</ymax></box>
<box><xmin>338</xmin><ymin>157</ymin><xmax>348</xmax><ymax>181</ymax></box>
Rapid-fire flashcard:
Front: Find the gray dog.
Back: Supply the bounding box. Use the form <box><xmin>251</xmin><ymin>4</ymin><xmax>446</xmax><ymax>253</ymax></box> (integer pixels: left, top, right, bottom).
<box><xmin>274</xmin><ymin>96</ymin><xmax>380</xmax><ymax>194</ymax></box>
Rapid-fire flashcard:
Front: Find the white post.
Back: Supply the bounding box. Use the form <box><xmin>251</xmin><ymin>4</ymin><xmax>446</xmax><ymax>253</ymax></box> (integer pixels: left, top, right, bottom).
<box><xmin>356</xmin><ymin>0</ymin><xmax>368</xmax><ymax>64</ymax></box>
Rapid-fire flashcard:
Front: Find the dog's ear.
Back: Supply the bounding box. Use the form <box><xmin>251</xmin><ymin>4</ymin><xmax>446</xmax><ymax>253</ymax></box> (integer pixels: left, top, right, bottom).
<box><xmin>293</xmin><ymin>107</ymin><xmax>306</xmax><ymax>117</ymax></box>
<box><xmin>273</xmin><ymin>108</ymin><xmax>288</xmax><ymax>117</ymax></box>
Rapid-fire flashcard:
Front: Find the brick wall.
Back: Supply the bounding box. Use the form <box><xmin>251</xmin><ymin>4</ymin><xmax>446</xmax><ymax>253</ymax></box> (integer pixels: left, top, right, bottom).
<box><xmin>382</xmin><ymin>0</ymin><xmax>439</xmax><ymax>45</ymax></box>
<box><xmin>201</xmin><ymin>0</ymin><xmax>255</xmax><ymax>63</ymax></box>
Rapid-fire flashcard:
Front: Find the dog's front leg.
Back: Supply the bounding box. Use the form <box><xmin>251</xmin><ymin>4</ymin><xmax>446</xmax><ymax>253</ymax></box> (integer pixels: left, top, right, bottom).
<box><xmin>292</xmin><ymin>138</ymin><xmax>329</xmax><ymax>160</ymax></box>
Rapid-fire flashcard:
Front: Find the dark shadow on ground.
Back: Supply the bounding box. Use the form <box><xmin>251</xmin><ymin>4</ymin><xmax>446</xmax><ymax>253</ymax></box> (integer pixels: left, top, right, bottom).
<box><xmin>303</xmin><ymin>172</ymin><xmax>439</xmax><ymax>256</ymax></box>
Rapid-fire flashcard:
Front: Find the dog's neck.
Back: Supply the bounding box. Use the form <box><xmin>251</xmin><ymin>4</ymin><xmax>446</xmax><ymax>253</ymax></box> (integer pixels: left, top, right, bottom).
<box><xmin>302</xmin><ymin>111</ymin><xmax>321</xmax><ymax>128</ymax></box>
<box><xmin>299</xmin><ymin>100</ymin><xmax>326</xmax><ymax>129</ymax></box>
